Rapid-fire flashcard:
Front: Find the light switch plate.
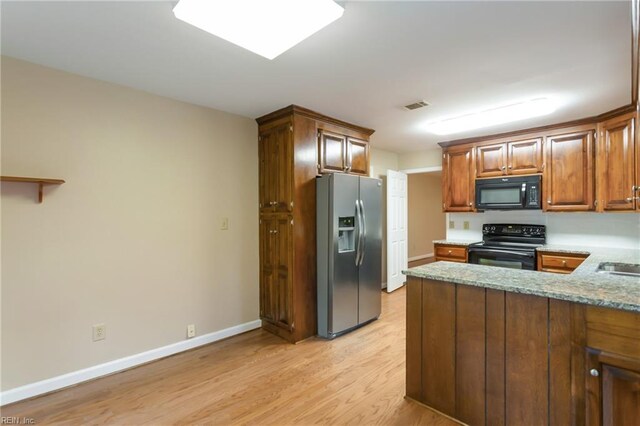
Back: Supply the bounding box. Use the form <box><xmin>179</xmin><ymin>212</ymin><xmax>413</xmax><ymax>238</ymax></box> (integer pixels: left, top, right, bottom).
<box><xmin>221</xmin><ymin>218</ymin><xmax>229</xmax><ymax>230</ymax></box>
<box><xmin>463</xmin><ymin>221</ymin><xmax>470</xmax><ymax>230</ymax></box>
<box><xmin>449</xmin><ymin>221</ymin><xmax>455</xmax><ymax>229</ymax></box>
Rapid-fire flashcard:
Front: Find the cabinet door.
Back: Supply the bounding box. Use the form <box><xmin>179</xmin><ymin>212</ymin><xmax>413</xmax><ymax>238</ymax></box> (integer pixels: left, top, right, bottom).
<box><xmin>259</xmin><ymin>218</ymin><xmax>277</xmax><ymax>322</ymax></box>
<box><xmin>443</xmin><ymin>147</ymin><xmax>475</xmax><ymax>211</ymax></box>
<box><xmin>259</xmin><ymin>132</ymin><xmax>275</xmax><ymax>213</ymax></box>
<box><xmin>274</xmin><ymin>216</ymin><xmax>294</xmax><ymax>331</ymax></box>
<box><xmin>586</xmin><ymin>350</ymin><xmax>640</xmax><ymax>426</ymax></box>
<box><xmin>259</xmin><ymin>123</ymin><xmax>293</xmax><ymax>213</ymax></box>
<box><xmin>544</xmin><ymin>130</ymin><xmax>595</xmax><ymax>211</ymax></box>
<box><xmin>318</xmin><ymin>130</ymin><xmax>347</xmax><ymax>173</ymax></box>
<box><xmin>346</xmin><ymin>137</ymin><xmax>369</xmax><ymax>175</ymax></box>
<box><xmin>597</xmin><ymin>114</ymin><xmax>636</xmax><ymax>211</ymax></box>
<box><xmin>508</xmin><ymin>138</ymin><xmax>542</xmax><ymax>175</ymax></box>
<box><xmin>476</xmin><ymin>143</ymin><xmax>507</xmax><ymax>177</ymax></box>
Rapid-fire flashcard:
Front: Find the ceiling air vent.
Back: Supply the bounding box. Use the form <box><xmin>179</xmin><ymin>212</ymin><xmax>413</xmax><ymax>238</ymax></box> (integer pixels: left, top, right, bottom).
<box><xmin>403</xmin><ymin>100</ymin><xmax>430</xmax><ymax>111</ymax></box>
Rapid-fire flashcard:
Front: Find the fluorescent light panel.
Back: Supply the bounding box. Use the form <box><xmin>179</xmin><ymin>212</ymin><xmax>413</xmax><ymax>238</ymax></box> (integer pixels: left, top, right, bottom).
<box><xmin>425</xmin><ymin>98</ymin><xmax>557</xmax><ymax>135</ymax></box>
<box><xmin>173</xmin><ymin>0</ymin><xmax>344</xmax><ymax>60</ymax></box>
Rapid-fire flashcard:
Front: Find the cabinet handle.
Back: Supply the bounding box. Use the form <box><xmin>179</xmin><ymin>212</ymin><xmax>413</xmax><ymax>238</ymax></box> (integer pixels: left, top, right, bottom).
<box><xmin>590</xmin><ymin>369</ymin><xmax>599</xmax><ymax>377</ymax></box>
<box><xmin>562</xmin><ymin>260</ymin><xmax>567</xmax><ymax>266</ymax></box>
<box><xmin>501</xmin><ymin>166</ymin><xmax>506</xmax><ymax>171</ymax></box>
<box><xmin>448</xmin><ymin>250</ymin><xmax>452</xmax><ymax>254</ymax></box>
<box><xmin>469</xmin><ymin>202</ymin><xmax>473</xmax><ymax>207</ymax></box>
<box><xmin>508</xmin><ymin>165</ymin><xmax>513</xmax><ymax>169</ymax></box>
<box><xmin>547</xmin><ymin>199</ymin><xmax>552</xmax><ymax>205</ymax></box>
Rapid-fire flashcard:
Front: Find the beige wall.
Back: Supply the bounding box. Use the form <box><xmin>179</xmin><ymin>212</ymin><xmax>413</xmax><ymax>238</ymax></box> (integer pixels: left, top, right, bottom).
<box><xmin>0</xmin><ymin>57</ymin><xmax>259</xmax><ymax>390</ymax></box>
<box><xmin>369</xmin><ymin>148</ymin><xmax>398</xmax><ymax>286</ymax></box>
<box><xmin>407</xmin><ymin>173</ymin><xmax>446</xmax><ymax>258</ymax></box>
<box><xmin>398</xmin><ymin>148</ymin><xmax>441</xmax><ymax>171</ymax></box>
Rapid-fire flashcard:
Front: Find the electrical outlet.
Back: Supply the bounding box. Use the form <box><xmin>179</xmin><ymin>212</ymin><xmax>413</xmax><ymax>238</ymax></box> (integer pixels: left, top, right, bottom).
<box><xmin>449</xmin><ymin>220</ymin><xmax>455</xmax><ymax>229</ymax></box>
<box><xmin>221</xmin><ymin>217</ymin><xmax>229</xmax><ymax>230</ymax></box>
<box><xmin>463</xmin><ymin>221</ymin><xmax>470</xmax><ymax>230</ymax></box>
<box><xmin>187</xmin><ymin>324</ymin><xmax>196</xmax><ymax>339</ymax></box>
<box><xmin>93</xmin><ymin>324</ymin><xmax>106</xmax><ymax>341</ymax></box>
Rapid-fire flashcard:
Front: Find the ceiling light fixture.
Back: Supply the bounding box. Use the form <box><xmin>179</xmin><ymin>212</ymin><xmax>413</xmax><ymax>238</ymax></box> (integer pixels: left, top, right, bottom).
<box><xmin>173</xmin><ymin>0</ymin><xmax>344</xmax><ymax>60</ymax></box>
<box><xmin>424</xmin><ymin>98</ymin><xmax>557</xmax><ymax>135</ymax></box>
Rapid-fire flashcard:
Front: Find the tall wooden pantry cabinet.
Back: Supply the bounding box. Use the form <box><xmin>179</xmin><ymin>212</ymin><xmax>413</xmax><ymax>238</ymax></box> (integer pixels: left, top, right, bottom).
<box><xmin>256</xmin><ymin>105</ymin><xmax>374</xmax><ymax>343</ymax></box>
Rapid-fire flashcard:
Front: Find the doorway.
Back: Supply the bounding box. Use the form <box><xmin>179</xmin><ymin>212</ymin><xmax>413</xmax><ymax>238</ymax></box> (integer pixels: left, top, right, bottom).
<box><xmin>406</xmin><ymin>169</ymin><xmax>446</xmax><ymax>268</ymax></box>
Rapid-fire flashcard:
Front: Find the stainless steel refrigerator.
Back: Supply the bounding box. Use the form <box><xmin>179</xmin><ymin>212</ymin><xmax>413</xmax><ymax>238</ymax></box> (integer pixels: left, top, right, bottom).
<box><xmin>317</xmin><ymin>173</ymin><xmax>382</xmax><ymax>339</ymax></box>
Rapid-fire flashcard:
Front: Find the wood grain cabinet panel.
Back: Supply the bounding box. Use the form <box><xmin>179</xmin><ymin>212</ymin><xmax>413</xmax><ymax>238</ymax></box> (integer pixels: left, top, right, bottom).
<box><xmin>544</xmin><ymin>130</ymin><xmax>595</xmax><ymax>211</ymax></box>
<box><xmin>346</xmin><ymin>137</ymin><xmax>369</xmax><ymax>175</ymax></box>
<box><xmin>476</xmin><ymin>143</ymin><xmax>507</xmax><ymax>177</ymax></box>
<box><xmin>476</xmin><ymin>138</ymin><xmax>542</xmax><ymax>178</ymax></box>
<box><xmin>443</xmin><ymin>147</ymin><xmax>475</xmax><ymax>211</ymax></box>
<box><xmin>259</xmin><ymin>217</ymin><xmax>276</xmax><ymax>323</ymax></box>
<box><xmin>586</xmin><ymin>350</ymin><xmax>640</xmax><ymax>426</ymax></box>
<box><xmin>259</xmin><ymin>216</ymin><xmax>294</xmax><ymax>331</ymax></box>
<box><xmin>507</xmin><ymin>137</ymin><xmax>542</xmax><ymax>175</ymax></box>
<box><xmin>537</xmin><ymin>251</ymin><xmax>588</xmax><ymax>274</ymax></box>
<box><xmin>434</xmin><ymin>243</ymin><xmax>468</xmax><ymax>262</ymax></box>
<box><xmin>259</xmin><ymin>122</ymin><xmax>293</xmax><ymax>213</ymax></box>
<box><xmin>596</xmin><ymin>113</ymin><xmax>637</xmax><ymax>211</ymax></box>
<box><xmin>318</xmin><ymin>130</ymin><xmax>347</xmax><ymax>173</ymax></box>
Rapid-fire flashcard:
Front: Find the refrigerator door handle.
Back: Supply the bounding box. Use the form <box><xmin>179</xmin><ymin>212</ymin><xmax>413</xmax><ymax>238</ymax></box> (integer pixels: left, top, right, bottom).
<box><xmin>355</xmin><ymin>200</ymin><xmax>362</xmax><ymax>266</ymax></box>
<box><xmin>359</xmin><ymin>199</ymin><xmax>367</xmax><ymax>266</ymax></box>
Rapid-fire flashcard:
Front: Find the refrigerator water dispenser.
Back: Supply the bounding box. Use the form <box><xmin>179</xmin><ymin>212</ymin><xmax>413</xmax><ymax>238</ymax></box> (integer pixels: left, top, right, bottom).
<box><xmin>338</xmin><ymin>216</ymin><xmax>355</xmax><ymax>253</ymax></box>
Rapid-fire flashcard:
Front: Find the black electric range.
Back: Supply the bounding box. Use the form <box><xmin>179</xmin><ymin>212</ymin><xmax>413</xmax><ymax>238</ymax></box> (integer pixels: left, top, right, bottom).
<box><xmin>468</xmin><ymin>224</ymin><xmax>546</xmax><ymax>270</ymax></box>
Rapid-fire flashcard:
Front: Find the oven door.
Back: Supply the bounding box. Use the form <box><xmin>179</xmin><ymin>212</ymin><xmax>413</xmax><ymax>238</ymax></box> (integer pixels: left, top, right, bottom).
<box><xmin>468</xmin><ymin>247</ymin><xmax>536</xmax><ymax>270</ymax></box>
<box><xmin>475</xmin><ymin>181</ymin><xmax>526</xmax><ymax>210</ymax></box>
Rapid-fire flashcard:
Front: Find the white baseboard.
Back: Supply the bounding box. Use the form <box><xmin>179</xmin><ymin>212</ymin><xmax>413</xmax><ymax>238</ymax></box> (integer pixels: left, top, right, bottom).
<box><xmin>0</xmin><ymin>319</ymin><xmax>262</xmax><ymax>406</ymax></box>
<box><xmin>408</xmin><ymin>253</ymin><xmax>434</xmax><ymax>262</ymax></box>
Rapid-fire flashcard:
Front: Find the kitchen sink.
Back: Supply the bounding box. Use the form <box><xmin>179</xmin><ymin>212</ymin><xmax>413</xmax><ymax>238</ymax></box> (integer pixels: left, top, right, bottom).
<box><xmin>596</xmin><ymin>262</ymin><xmax>640</xmax><ymax>277</ymax></box>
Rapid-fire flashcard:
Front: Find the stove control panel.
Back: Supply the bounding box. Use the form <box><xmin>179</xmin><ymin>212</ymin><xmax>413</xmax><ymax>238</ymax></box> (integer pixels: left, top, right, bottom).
<box><xmin>482</xmin><ymin>224</ymin><xmax>546</xmax><ymax>238</ymax></box>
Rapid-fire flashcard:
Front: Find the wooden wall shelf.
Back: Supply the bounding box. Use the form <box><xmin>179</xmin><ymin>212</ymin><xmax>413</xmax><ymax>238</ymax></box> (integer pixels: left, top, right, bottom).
<box><xmin>1</xmin><ymin>176</ymin><xmax>65</xmax><ymax>203</ymax></box>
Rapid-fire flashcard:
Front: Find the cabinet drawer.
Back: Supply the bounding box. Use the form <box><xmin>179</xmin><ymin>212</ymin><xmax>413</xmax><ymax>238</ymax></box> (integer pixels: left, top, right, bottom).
<box><xmin>435</xmin><ymin>245</ymin><xmax>467</xmax><ymax>261</ymax></box>
<box><xmin>537</xmin><ymin>252</ymin><xmax>587</xmax><ymax>273</ymax></box>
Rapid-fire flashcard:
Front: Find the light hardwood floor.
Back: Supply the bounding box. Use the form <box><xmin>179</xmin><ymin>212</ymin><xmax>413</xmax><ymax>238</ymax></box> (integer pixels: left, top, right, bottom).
<box><xmin>1</xmin><ymin>287</ymin><xmax>455</xmax><ymax>425</ymax></box>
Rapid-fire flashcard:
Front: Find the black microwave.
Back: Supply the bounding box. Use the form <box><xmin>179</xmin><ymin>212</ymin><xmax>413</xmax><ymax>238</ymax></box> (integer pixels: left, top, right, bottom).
<box><xmin>475</xmin><ymin>175</ymin><xmax>541</xmax><ymax>211</ymax></box>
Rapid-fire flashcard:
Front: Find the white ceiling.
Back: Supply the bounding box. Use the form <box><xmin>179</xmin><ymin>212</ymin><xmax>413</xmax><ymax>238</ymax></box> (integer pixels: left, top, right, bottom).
<box><xmin>0</xmin><ymin>1</ymin><xmax>631</xmax><ymax>153</ymax></box>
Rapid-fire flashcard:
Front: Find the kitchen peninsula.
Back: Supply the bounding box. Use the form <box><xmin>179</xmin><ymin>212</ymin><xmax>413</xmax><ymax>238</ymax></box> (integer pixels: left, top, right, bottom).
<box><xmin>402</xmin><ymin>246</ymin><xmax>640</xmax><ymax>425</ymax></box>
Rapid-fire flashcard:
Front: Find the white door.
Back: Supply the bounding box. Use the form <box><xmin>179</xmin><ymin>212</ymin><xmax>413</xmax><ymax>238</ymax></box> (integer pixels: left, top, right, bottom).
<box><xmin>386</xmin><ymin>170</ymin><xmax>408</xmax><ymax>292</ymax></box>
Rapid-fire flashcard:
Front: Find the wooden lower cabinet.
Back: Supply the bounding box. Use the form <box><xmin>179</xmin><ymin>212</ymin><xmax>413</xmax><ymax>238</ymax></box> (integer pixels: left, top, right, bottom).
<box><xmin>583</xmin><ymin>306</ymin><xmax>640</xmax><ymax>426</ymax></box>
<box><xmin>537</xmin><ymin>251</ymin><xmax>588</xmax><ymax>274</ymax></box>
<box><xmin>434</xmin><ymin>243</ymin><xmax>468</xmax><ymax>263</ymax></box>
<box><xmin>406</xmin><ymin>277</ymin><xmax>640</xmax><ymax>425</ymax></box>
<box><xmin>259</xmin><ymin>215</ymin><xmax>294</xmax><ymax>331</ymax></box>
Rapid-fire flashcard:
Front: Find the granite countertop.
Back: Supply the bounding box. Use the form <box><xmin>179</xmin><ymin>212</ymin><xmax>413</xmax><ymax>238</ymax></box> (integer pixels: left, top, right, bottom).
<box><xmin>432</xmin><ymin>239</ymin><xmax>480</xmax><ymax>247</ymax></box>
<box><xmin>403</xmin><ymin>245</ymin><xmax>640</xmax><ymax>312</ymax></box>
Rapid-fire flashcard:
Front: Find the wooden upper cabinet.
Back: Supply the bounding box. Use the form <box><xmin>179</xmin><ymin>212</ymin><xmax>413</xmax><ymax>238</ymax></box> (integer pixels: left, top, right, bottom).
<box><xmin>346</xmin><ymin>137</ymin><xmax>369</xmax><ymax>175</ymax></box>
<box><xmin>508</xmin><ymin>137</ymin><xmax>542</xmax><ymax>175</ymax></box>
<box><xmin>318</xmin><ymin>130</ymin><xmax>347</xmax><ymax>173</ymax></box>
<box><xmin>596</xmin><ymin>113</ymin><xmax>636</xmax><ymax>211</ymax></box>
<box><xmin>317</xmin><ymin>129</ymin><xmax>370</xmax><ymax>176</ymax></box>
<box><xmin>476</xmin><ymin>138</ymin><xmax>542</xmax><ymax>178</ymax></box>
<box><xmin>443</xmin><ymin>146</ymin><xmax>475</xmax><ymax>211</ymax></box>
<box><xmin>476</xmin><ymin>143</ymin><xmax>506</xmax><ymax>177</ymax></box>
<box><xmin>544</xmin><ymin>130</ymin><xmax>595</xmax><ymax>211</ymax></box>
<box><xmin>259</xmin><ymin>122</ymin><xmax>293</xmax><ymax>213</ymax></box>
